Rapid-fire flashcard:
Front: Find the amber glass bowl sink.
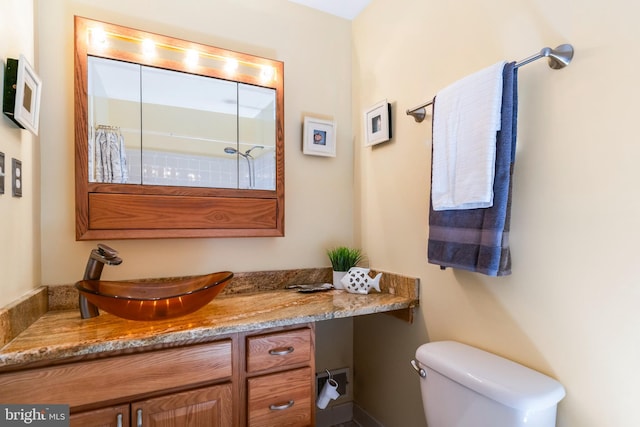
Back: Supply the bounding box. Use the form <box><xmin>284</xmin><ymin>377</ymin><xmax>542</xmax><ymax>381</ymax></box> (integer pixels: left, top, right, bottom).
<box><xmin>75</xmin><ymin>271</ymin><xmax>233</xmax><ymax>321</ymax></box>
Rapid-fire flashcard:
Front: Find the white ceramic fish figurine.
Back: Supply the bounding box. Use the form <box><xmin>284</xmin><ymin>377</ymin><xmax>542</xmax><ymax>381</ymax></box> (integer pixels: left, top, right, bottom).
<box><xmin>340</xmin><ymin>267</ymin><xmax>382</xmax><ymax>295</ymax></box>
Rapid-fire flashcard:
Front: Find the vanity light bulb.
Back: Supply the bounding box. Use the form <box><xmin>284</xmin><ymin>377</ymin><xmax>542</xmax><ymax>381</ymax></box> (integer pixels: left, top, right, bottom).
<box><xmin>185</xmin><ymin>49</ymin><xmax>199</xmax><ymax>67</ymax></box>
<box><xmin>142</xmin><ymin>39</ymin><xmax>156</xmax><ymax>57</ymax></box>
<box><xmin>225</xmin><ymin>58</ymin><xmax>238</xmax><ymax>73</ymax></box>
<box><xmin>260</xmin><ymin>66</ymin><xmax>275</xmax><ymax>82</ymax></box>
<box><xmin>89</xmin><ymin>27</ymin><xmax>108</xmax><ymax>49</ymax></box>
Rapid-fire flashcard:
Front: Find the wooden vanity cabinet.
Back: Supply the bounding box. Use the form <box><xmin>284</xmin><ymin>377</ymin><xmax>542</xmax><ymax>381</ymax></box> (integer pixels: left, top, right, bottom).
<box><xmin>1</xmin><ymin>339</ymin><xmax>234</xmax><ymax>426</ymax></box>
<box><xmin>0</xmin><ymin>324</ymin><xmax>316</xmax><ymax>427</ymax></box>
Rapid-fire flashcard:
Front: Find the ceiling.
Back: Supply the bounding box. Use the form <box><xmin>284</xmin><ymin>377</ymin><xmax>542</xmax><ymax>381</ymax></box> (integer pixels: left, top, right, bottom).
<box><xmin>287</xmin><ymin>0</ymin><xmax>372</xmax><ymax>20</ymax></box>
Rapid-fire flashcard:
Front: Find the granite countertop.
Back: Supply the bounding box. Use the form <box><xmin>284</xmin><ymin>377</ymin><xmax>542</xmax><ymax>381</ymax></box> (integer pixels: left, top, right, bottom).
<box><xmin>0</xmin><ymin>274</ymin><xmax>418</xmax><ymax>370</ymax></box>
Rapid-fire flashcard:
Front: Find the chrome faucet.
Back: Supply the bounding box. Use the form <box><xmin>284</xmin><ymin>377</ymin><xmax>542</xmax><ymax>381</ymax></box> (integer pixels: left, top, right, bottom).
<box><xmin>79</xmin><ymin>243</ymin><xmax>123</xmax><ymax>319</ymax></box>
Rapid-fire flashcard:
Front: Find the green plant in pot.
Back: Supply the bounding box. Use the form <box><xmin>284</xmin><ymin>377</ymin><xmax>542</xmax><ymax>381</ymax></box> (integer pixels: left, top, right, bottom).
<box><xmin>327</xmin><ymin>246</ymin><xmax>364</xmax><ymax>289</ymax></box>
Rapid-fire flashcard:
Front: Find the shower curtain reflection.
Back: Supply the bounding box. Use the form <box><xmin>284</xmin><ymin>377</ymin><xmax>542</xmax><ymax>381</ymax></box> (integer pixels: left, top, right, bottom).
<box><xmin>90</xmin><ymin>125</ymin><xmax>129</xmax><ymax>183</ymax></box>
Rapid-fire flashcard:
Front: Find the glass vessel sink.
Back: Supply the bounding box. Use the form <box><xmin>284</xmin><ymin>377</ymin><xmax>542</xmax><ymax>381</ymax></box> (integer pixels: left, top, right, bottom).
<box><xmin>75</xmin><ymin>271</ymin><xmax>233</xmax><ymax>321</ymax></box>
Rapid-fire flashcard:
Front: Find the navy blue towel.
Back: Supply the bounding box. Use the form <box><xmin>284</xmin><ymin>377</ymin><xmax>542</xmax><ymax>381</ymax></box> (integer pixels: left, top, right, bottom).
<box><xmin>427</xmin><ymin>62</ymin><xmax>518</xmax><ymax>276</ymax></box>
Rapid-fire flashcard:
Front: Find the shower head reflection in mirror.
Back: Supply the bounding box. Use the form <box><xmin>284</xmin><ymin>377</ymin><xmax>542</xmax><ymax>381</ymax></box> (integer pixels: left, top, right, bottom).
<box><xmin>224</xmin><ymin>145</ymin><xmax>265</xmax><ymax>188</ymax></box>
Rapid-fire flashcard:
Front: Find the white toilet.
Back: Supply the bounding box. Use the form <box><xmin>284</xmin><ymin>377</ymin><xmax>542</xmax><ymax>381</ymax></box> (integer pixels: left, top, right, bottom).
<box><xmin>412</xmin><ymin>341</ymin><xmax>566</xmax><ymax>427</ymax></box>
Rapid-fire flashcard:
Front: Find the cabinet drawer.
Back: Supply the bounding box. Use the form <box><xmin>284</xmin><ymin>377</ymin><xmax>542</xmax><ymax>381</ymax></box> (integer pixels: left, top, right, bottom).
<box><xmin>0</xmin><ymin>340</ymin><xmax>232</xmax><ymax>408</ymax></box>
<box><xmin>247</xmin><ymin>367</ymin><xmax>312</xmax><ymax>427</ymax></box>
<box><xmin>246</xmin><ymin>328</ymin><xmax>311</xmax><ymax>373</ymax></box>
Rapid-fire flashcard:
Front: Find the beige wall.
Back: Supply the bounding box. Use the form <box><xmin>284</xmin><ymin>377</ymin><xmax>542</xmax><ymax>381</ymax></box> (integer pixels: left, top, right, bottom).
<box><xmin>6</xmin><ymin>0</ymin><xmax>639</xmax><ymax>425</ymax></box>
<box><xmin>0</xmin><ymin>0</ymin><xmax>40</xmax><ymax>306</ymax></box>
<box><xmin>352</xmin><ymin>0</ymin><xmax>640</xmax><ymax>426</ymax></box>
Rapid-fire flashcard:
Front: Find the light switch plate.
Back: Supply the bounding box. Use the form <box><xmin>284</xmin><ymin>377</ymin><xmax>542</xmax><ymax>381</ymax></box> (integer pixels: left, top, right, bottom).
<box><xmin>0</xmin><ymin>152</ymin><xmax>5</xmax><ymax>194</ymax></box>
<box><xmin>12</xmin><ymin>158</ymin><xmax>22</xmax><ymax>197</ymax></box>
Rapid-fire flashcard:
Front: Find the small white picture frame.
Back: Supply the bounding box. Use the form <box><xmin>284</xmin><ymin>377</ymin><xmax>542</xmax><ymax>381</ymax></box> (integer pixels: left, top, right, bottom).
<box><xmin>364</xmin><ymin>99</ymin><xmax>391</xmax><ymax>146</ymax></box>
<box><xmin>303</xmin><ymin>116</ymin><xmax>336</xmax><ymax>157</ymax></box>
<box><xmin>14</xmin><ymin>55</ymin><xmax>43</xmax><ymax>135</ymax></box>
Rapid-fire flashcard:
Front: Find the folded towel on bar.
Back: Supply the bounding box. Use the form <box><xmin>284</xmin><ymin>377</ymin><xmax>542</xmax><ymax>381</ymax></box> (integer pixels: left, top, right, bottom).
<box><xmin>431</xmin><ymin>61</ymin><xmax>506</xmax><ymax>211</ymax></box>
<box><xmin>427</xmin><ymin>62</ymin><xmax>518</xmax><ymax>276</ymax></box>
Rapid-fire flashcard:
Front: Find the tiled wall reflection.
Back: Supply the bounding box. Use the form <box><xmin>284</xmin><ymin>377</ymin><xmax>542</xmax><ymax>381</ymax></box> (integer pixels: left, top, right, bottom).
<box><xmin>127</xmin><ymin>149</ymin><xmax>275</xmax><ymax>189</ymax></box>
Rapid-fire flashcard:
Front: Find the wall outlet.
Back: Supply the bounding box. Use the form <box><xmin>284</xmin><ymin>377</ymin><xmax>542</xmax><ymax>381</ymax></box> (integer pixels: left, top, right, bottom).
<box><xmin>12</xmin><ymin>158</ymin><xmax>22</xmax><ymax>197</ymax></box>
<box><xmin>0</xmin><ymin>152</ymin><xmax>5</xmax><ymax>194</ymax></box>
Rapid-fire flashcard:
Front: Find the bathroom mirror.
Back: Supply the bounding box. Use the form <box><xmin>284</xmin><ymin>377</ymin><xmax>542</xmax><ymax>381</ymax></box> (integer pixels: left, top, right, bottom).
<box><xmin>74</xmin><ymin>16</ymin><xmax>284</xmax><ymax>239</ymax></box>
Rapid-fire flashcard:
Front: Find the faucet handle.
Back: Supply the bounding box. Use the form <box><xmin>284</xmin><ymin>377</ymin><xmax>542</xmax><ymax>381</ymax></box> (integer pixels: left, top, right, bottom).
<box><xmin>97</xmin><ymin>243</ymin><xmax>119</xmax><ymax>259</ymax></box>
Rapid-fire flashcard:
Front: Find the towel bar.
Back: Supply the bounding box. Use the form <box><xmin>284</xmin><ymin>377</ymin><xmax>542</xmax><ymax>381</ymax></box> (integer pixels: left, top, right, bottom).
<box><xmin>406</xmin><ymin>44</ymin><xmax>574</xmax><ymax>123</ymax></box>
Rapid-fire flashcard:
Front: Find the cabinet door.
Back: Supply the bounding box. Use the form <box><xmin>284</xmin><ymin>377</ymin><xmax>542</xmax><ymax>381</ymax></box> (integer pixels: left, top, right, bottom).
<box><xmin>70</xmin><ymin>404</ymin><xmax>130</xmax><ymax>427</ymax></box>
<box><xmin>132</xmin><ymin>384</ymin><xmax>232</xmax><ymax>427</ymax></box>
<box><xmin>247</xmin><ymin>367</ymin><xmax>312</xmax><ymax>427</ymax></box>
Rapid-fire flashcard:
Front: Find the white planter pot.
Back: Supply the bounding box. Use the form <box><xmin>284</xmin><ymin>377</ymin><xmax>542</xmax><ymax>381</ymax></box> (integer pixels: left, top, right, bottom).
<box><xmin>332</xmin><ymin>270</ymin><xmax>347</xmax><ymax>289</ymax></box>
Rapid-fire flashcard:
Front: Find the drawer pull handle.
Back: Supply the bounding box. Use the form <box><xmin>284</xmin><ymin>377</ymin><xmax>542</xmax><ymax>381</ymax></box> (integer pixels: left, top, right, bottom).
<box><xmin>269</xmin><ymin>346</ymin><xmax>294</xmax><ymax>356</ymax></box>
<box><xmin>269</xmin><ymin>400</ymin><xmax>295</xmax><ymax>411</ymax></box>
<box><xmin>117</xmin><ymin>413</ymin><xmax>123</xmax><ymax>427</ymax></box>
<box><xmin>137</xmin><ymin>408</ymin><xmax>143</xmax><ymax>427</ymax></box>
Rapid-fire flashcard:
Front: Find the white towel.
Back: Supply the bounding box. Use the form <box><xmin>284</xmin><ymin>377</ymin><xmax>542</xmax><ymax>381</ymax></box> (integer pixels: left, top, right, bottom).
<box><xmin>431</xmin><ymin>61</ymin><xmax>506</xmax><ymax>211</ymax></box>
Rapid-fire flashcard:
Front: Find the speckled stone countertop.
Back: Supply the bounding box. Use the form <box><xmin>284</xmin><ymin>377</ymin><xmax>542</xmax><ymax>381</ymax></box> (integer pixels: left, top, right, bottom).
<box><xmin>0</xmin><ymin>268</ymin><xmax>419</xmax><ymax>370</ymax></box>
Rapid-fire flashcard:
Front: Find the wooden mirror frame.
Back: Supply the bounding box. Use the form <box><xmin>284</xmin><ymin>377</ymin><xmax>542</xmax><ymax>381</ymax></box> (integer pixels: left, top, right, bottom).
<box><xmin>74</xmin><ymin>16</ymin><xmax>284</xmax><ymax>240</ymax></box>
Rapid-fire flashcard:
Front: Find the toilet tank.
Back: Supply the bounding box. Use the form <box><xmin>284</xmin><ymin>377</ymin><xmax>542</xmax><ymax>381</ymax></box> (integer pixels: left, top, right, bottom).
<box><xmin>414</xmin><ymin>341</ymin><xmax>565</xmax><ymax>427</ymax></box>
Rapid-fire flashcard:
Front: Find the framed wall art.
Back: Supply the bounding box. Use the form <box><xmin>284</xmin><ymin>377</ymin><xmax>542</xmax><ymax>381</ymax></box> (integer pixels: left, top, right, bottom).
<box><xmin>2</xmin><ymin>54</ymin><xmax>42</xmax><ymax>135</ymax></box>
<box><xmin>303</xmin><ymin>116</ymin><xmax>336</xmax><ymax>157</ymax></box>
<box><xmin>364</xmin><ymin>99</ymin><xmax>391</xmax><ymax>146</ymax></box>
